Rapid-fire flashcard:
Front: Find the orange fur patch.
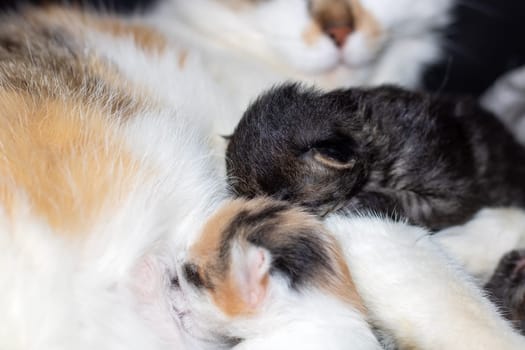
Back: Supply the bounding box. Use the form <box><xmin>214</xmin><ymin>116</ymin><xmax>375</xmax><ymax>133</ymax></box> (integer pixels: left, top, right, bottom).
<box><xmin>310</xmin><ymin>0</ymin><xmax>354</xmax><ymax>27</ymax></box>
<box><xmin>191</xmin><ymin>199</ymin><xmax>270</xmax><ymax>317</ymax></box>
<box><xmin>329</xmin><ymin>248</ymin><xmax>366</xmax><ymax>313</ymax></box>
<box><xmin>349</xmin><ymin>0</ymin><xmax>382</xmax><ymax>38</ymax></box>
<box><xmin>211</xmin><ymin>270</ymin><xmax>269</xmax><ymax>317</ymax></box>
<box><xmin>0</xmin><ymin>91</ymin><xmax>138</xmax><ymax>236</ymax></box>
<box><xmin>37</xmin><ymin>6</ymin><xmax>167</xmax><ymax>53</ymax></box>
<box><xmin>191</xmin><ymin>199</ymin><xmax>247</xmax><ymax>261</ymax></box>
<box><xmin>178</xmin><ymin>50</ymin><xmax>189</xmax><ymax>69</ymax></box>
<box><xmin>93</xmin><ymin>20</ymin><xmax>168</xmax><ymax>53</ymax></box>
<box><xmin>302</xmin><ymin>21</ymin><xmax>324</xmax><ymax>46</ymax></box>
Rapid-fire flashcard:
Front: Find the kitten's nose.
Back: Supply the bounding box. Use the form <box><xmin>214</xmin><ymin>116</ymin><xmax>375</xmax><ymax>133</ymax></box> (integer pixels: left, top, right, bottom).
<box><xmin>325</xmin><ymin>25</ymin><xmax>352</xmax><ymax>48</ymax></box>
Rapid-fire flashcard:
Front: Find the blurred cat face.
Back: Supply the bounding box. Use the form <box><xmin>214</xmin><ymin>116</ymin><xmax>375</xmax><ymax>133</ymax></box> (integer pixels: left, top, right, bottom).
<box><xmin>204</xmin><ymin>0</ymin><xmax>453</xmax><ymax>74</ymax></box>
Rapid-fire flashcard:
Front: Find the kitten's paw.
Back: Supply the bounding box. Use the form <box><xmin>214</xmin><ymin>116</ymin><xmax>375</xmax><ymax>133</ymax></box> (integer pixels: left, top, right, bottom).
<box><xmin>485</xmin><ymin>249</ymin><xmax>525</xmax><ymax>334</ymax></box>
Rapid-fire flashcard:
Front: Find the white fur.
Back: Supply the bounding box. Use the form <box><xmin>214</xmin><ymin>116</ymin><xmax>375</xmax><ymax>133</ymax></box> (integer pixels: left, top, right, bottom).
<box><xmin>0</xmin><ymin>23</ymin><xmax>227</xmax><ymax>349</ymax></box>
<box><xmin>4</xmin><ymin>7</ymin><xmax>525</xmax><ymax>350</ymax></box>
<box><xmin>435</xmin><ymin>207</ymin><xmax>525</xmax><ymax>282</ymax></box>
<box><xmin>146</xmin><ymin>0</ymin><xmax>454</xmax><ymax>136</ymax></box>
<box><xmin>231</xmin><ymin>291</ymin><xmax>381</xmax><ymax>350</ymax></box>
<box><xmin>326</xmin><ymin>215</ymin><xmax>525</xmax><ymax>349</ymax></box>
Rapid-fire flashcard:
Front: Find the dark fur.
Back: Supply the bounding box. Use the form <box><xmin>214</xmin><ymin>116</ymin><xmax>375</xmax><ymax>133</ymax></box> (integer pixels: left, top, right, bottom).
<box><xmin>485</xmin><ymin>250</ymin><xmax>525</xmax><ymax>335</ymax></box>
<box><xmin>226</xmin><ymin>84</ymin><xmax>525</xmax><ymax>230</ymax></box>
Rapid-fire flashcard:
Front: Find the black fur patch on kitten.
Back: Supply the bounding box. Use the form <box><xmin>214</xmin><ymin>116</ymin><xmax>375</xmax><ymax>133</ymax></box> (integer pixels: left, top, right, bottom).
<box><xmin>226</xmin><ymin>84</ymin><xmax>525</xmax><ymax>230</ymax></box>
<box><xmin>485</xmin><ymin>250</ymin><xmax>525</xmax><ymax>335</ymax></box>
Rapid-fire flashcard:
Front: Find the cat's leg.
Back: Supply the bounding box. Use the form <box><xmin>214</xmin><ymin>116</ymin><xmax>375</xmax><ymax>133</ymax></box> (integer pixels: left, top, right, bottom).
<box><xmin>485</xmin><ymin>249</ymin><xmax>525</xmax><ymax>334</ymax></box>
<box><xmin>326</xmin><ymin>215</ymin><xmax>525</xmax><ymax>350</ymax></box>
<box><xmin>433</xmin><ymin>207</ymin><xmax>525</xmax><ymax>282</ymax></box>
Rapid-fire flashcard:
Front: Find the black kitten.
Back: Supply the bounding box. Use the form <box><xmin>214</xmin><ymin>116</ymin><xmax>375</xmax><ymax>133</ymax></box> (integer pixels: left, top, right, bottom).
<box><xmin>485</xmin><ymin>250</ymin><xmax>525</xmax><ymax>335</ymax></box>
<box><xmin>226</xmin><ymin>84</ymin><xmax>525</xmax><ymax>230</ymax></box>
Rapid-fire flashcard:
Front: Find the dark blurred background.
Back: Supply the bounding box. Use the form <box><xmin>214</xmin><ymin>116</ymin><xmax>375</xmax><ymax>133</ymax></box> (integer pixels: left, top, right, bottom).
<box><xmin>424</xmin><ymin>0</ymin><xmax>525</xmax><ymax>96</ymax></box>
<box><xmin>0</xmin><ymin>0</ymin><xmax>154</xmax><ymax>12</ymax></box>
<box><xmin>0</xmin><ymin>0</ymin><xmax>524</xmax><ymax>97</ymax></box>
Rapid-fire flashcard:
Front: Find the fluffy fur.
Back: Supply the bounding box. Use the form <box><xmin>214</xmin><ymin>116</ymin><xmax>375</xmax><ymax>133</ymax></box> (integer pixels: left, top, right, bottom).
<box><xmin>226</xmin><ymin>84</ymin><xmax>525</xmax><ymax>230</ymax></box>
<box><xmin>436</xmin><ymin>207</ymin><xmax>525</xmax><ymax>282</ymax></box>
<box><xmin>327</xmin><ymin>214</ymin><xmax>525</xmax><ymax>349</ymax></box>
<box><xmin>0</xmin><ymin>7</ymin><xmax>229</xmax><ymax>349</ymax></box>
<box><xmin>146</xmin><ymin>0</ymin><xmax>453</xmax><ymax>136</ymax></box>
<box><xmin>3</xmin><ymin>5</ymin><xmax>525</xmax><ymax>350</ymax></box>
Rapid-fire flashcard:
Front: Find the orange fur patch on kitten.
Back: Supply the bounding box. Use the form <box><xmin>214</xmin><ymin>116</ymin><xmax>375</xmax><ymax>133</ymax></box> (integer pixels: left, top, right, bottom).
<box><xmin>187</xmin><ymin>198</ymin><xmax>365</xmax><ymax>317</ymax></box>
<box><xmin>178</xmin><ymin>50</ymin><xmax>189</xmax><ymax>68</ymax></box>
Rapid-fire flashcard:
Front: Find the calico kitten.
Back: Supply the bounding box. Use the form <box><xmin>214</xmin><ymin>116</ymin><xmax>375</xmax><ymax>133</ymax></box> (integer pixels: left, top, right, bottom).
<box><xmin>177</xmin><ymin>197</ymin><xmax>525</xmax><ymax>349</ymax></box>
<box><xmin>146</xmin><ymin>0</ymin><xmax>454</xmax><ymax>135</ymax></box>
<box><xmin>174</xmin><ymin>197</ymin><xmax>382</xmax><ymax>349</ymax></box>
<box><xmin>226</xmin><ymin>84</ymin><xmax>525</xmax><ymax>230</ymax></box>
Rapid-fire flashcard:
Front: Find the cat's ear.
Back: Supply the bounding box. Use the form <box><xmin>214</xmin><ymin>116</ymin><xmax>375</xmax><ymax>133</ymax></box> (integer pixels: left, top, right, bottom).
<box><xmin>230</xmin><ymin>243</ymin><xmax>272</xmax><ymax>310</ymax></box>
<box><xmin>309</xmin><ymin>137</ymin><xmax>356</xmax><ymax>170</ymax></box>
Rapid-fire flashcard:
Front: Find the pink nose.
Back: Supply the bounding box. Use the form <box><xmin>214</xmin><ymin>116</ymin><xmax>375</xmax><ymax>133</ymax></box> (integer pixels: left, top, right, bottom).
<box><xmin>326</xmin><ymin>25</ymin><xmax>352</xmax><ymax>48</ymax></box>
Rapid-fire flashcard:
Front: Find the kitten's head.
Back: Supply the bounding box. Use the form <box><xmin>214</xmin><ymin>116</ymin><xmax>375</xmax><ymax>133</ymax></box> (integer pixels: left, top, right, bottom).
<box><xmin>172</xmin><ymin>197</ymin><xmax>363</xmax><ymax>343</ymax></box>
<box><xmin>226</xmin><ymin>84</ymin><xmax>369</xmax><ymax>215</ymax></box>
<box><xmin>170</xmin><ymin>0</ymin><xmax>452</xmax><ymax>83</ymax></box>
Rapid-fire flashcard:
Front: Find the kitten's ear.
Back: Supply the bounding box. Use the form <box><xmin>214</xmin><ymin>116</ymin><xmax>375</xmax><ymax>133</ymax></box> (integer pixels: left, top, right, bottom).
<box><xmin>231</xmin><ymin>243</ymin><xmax>272</xmax><ymax>310</ymax></box>
<box><xmin>309</xmin><ymin>137</ymin><xmax>356</xmax><ymax>170</ymax></box>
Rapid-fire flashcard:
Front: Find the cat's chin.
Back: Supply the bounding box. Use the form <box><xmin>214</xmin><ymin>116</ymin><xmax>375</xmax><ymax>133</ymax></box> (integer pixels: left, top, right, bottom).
<box><xmin>276</xmin><ymin>43</ymin><xmax>377</xmax><ymax>76</ymax></box>
<box><xmin>294</xmin><ymin>64</ymin><xmax>369</xmax><ymax>90</ymax></box>
<box><xmin>342</xmin><ymin>58</ymin><xmax>376</xmax><ymax>71</ymax></box>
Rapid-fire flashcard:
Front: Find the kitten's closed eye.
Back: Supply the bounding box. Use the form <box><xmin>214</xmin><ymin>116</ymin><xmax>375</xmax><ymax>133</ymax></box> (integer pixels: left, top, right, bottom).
<box><xmin>183</xmin><ymin>263</ymin><xmax>205</xmax><ymax>289</ymax></box>
<box><xmin>308</xmin><ymin>137</ymin><xmax>356</xmax><ymax>170</ymax></box>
